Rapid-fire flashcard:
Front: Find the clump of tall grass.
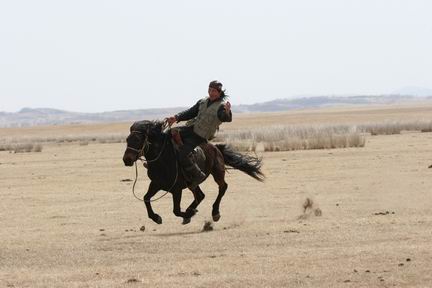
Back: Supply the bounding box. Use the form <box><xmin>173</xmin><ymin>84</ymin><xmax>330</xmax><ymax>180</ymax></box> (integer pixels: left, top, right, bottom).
<box><xmin>96</xmin><ymin>135</ymin><xmax>125</xmax><ymax>144</ymax></box>
<box><xmin>0</xmin><ymin>143</ymin><xmax>43</xmax><ymax>153</ymax></box>
<box><xmin>32</xmin><ymin>144</ymin><xmax>43</xmax><ymax>152</ymax></box>
<box><xmin>219</xmin><ymin>124</ymin><xmax>366</xmax><ymax>152</ymax></box>
<box><xmin>359</xmin><ymin>120</ymin><xmax>432</xmax><ymax>135</ymax></box>
<box><xmin>52</xmin><ymin>134</ymin><xmax>125</xmax><ymax>144</ymax></box>
<box><xmin>223</xmin><ymin>139</ymin><xmax>258</xmax><ymax>152</ymax></box>
<box><xmin>0</xmin><ymin>144</ymin><xmax>13</xmax><ymax>152</ymax></box>
<box><xmin>218</xmin><ymin>119</ymin><xmax>432</xmax><ymax>152</ymax></box>
<box><xmin>1</xmin><ymin>133</ymin><xmax>126</xmax><ymax>148</ymax></box>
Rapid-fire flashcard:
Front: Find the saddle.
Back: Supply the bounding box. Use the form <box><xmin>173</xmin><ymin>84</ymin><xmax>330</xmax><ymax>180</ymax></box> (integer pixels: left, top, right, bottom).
<box><xmin>170</xmin><ymin>128</ymin><xmax>206</xmax><ymax>180</ymax></box>
<box><xmin>170</xmin><ymin>128</ymin><xmax>206</xmax><ymax>161</ymax></box>
<box><xmin>142</xmin><ymin>128</ymin><xmax>206</xmax><ymax>175</ymax></box>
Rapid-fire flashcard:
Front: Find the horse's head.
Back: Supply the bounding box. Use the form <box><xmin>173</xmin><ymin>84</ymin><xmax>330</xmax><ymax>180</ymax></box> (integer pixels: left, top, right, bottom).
<box><xmin>122</xmin><ymin>120</ymin><xmax>164</xmax><ymax>166</ymax></box>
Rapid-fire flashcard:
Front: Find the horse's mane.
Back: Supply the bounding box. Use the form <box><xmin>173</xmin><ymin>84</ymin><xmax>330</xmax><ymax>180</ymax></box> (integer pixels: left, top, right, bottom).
<box><xmin>131</xmin><ymin>120</ymin><xmax>164</xmax><ymax>134</ymax></box>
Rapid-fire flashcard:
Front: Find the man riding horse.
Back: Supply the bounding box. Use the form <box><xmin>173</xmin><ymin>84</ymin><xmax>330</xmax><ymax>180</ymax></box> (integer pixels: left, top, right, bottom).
<box><xmin>166</xmin><ymin>80</ymin><xmax>232</xmax><ymax>189</ymax></box>
<box><xmin>123</xmin><ymin>82</ymin><xmax>262</xmax><ymax>224</ymax></box>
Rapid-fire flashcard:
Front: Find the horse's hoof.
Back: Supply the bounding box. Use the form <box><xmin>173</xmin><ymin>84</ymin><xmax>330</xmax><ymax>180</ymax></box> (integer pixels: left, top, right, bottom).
<box><xmin>152</xmin><ymin>215</ymin><xmax>162</xmax><ymax>225</ymax></box>
<box><xmin>182</xmin><ymin>218</ymin><xmax>191</xmax><ymax>225</ymax></box>
<box><xmin>186</xmin><ymin>208</ymin><xmax>198</xmax><ymax>218</ymax></box>
<box><xmin>212</xmin><ymin>213</ymin><xmax>221</xmax><ymax>222</ymax></box>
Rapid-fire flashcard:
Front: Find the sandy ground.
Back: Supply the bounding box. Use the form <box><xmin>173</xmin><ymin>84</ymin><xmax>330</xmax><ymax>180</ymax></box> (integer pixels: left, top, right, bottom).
<box><xmin>1</xmin><ymin>105</ymin><xmax>432</xmax><ymax>287</ymax></box>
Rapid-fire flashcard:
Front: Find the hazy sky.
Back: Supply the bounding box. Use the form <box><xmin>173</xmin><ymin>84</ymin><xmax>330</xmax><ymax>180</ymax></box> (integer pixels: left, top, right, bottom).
<box><xmin>1</xmin><ymin>0</ymin><xmax>431</xmax><ymax>112</ymax></box>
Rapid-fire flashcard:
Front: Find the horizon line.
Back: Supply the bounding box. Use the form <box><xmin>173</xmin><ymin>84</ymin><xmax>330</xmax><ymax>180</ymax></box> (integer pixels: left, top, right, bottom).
<box><xmin>2</xmin><ymin>93</ymin><xmax>430</xmax><ymax>114</ymax></box>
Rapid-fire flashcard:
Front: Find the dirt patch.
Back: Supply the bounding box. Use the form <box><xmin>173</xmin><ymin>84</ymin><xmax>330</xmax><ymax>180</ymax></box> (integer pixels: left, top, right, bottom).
<box><xmin>298</xmin><ymin>197</ymin><xmax>323</xmax><ymax>220</ymax></box>
<box><xmin>374</xmin><ymin>211</ymin><xmax>395</xmax><ymax>216</ymax></box>
<box><xmin>283</xmin><ymin>229</ymin><xmax>300</xmax><ymax>234</ymax></box>
<box><xmin>202</xmin><ymin>221</ymin><xmax>214</xmax><ymax>232</ymax></box>
<box><xmin>126</xmin><ymin>278</ymin><xmax>140</xmax><ymax>284</ymax></box>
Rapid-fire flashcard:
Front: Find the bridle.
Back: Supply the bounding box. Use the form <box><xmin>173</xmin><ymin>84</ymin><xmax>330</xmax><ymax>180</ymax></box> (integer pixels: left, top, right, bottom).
<box><xmin>126</xmin><ymin>131</ymin><xmax>148</xmax><ymax>159</ymax></box>
<box><xmin>126</xmin><ymin>128</ymin><xmax>169</xmax><ymax>163</ymax></box>
<box><xmin>126</xmin><ymin>124</ymin><xmax>178</xmax><ymax>202</ymax></box>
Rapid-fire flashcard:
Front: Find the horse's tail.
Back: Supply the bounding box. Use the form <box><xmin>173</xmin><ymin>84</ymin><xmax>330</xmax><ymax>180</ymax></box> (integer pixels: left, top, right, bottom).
<box><xmin>215</xmin><ymin>144</ymin><xmax>265</xmax><ymax>182</ymax></box>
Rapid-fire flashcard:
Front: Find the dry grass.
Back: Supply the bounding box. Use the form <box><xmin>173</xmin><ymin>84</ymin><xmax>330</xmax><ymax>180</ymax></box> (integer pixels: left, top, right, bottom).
<box><xmin>219</xmin><ymin>124</ymin><xmax>366</xmax><ymax>152</ymax></box>
<box><xmin>0</xmin><ymin>132</ymin><xmax>126</xmax><ymax>153</ymax></box>
<box><xmin>48</xmin><ymin>134</ymin><xmax>125</xmax><ymax>144</ymax></box>
<box><xmin>218</xmin><ymin>119</ymin><xmax>432</xmax><ymax>152</ymax></box>
<box><xmin>0</xmin><ymin>134</ymin><xmax>126</xmax><ymax>149</ymax></box>
<box><xmin>32</xmin><ymin>144</ymin><xmax>43</xmax><ymax>152</ymax></box>
<box><xmin>220</xmin><ymin>139</ymin><xmax>258</xmax><ymax>153</ymax></box>
<box><xmin>2</xmin><ymin>117</ymin><xmax>431</xmax><ymax>154</ymax></box>
<box><xmin>359</xmin><ymin>120</ymin><xmax>432</xmax><ymax>135</ymax></box>
<box><xmin>0</xmin><ymin>144</ymin><xmax>13</xmax><ymax>152</ymax></box>
<box><xmin>0</xmin><ymin>143</ymin><xmax>43</xmax><ymax>153</ymax></box>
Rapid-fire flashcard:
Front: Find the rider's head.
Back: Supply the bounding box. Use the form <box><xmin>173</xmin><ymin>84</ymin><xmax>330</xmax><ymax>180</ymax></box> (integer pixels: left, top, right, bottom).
<box><xmin>208</xmin><ymin>80</ymin><xmax>227</xmax><ymax>101</ymax></box>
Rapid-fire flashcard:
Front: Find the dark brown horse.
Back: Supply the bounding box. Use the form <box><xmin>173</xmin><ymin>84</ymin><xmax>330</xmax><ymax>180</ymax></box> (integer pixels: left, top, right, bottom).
<box><xmin>122</xmin><ymin>120</ymin><xmax>264</xmax><ymax>225</ymax></box>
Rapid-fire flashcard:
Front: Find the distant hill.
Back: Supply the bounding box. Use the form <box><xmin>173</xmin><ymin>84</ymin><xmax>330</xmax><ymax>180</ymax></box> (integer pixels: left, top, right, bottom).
<box><xmin>0</xmin><ymin>107</ymin><xmax>185</xmax><ymax>128</ymax></box>
<box><xmin>232</xmin><ymin>95</ymin><xmax>428</xmax><ymax>113</ymax></box>
<box><xmin>392</xmin><ymin>86</ymin><xmax>432</xmax><ymax>97</ymax></box>
<box><xmin>1</xmin><ymin>95</ymin><xmax>431</xmax><ymax>128</ymax></box>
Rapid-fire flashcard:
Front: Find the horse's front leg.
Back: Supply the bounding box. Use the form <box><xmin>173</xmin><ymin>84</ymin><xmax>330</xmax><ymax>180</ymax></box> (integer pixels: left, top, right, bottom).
<box><xmin>144</xmin><ymin>181</ymin><xmax>163</xmax><ymax>224</ymax></box>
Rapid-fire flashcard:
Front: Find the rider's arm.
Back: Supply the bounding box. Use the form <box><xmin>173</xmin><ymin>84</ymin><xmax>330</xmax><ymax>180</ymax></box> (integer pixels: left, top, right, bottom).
<box><xmin>175</xmin><ymin>100</ymin><xmax>201</xmax><ymax>122</ymax></box>
<box><xmin>217</xmin><ymin>104</ymin><xmax>232</xmax><ymax>122</ymax></box>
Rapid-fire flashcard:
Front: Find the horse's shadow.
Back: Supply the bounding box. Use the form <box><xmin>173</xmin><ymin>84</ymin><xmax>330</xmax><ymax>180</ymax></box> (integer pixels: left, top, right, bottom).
<box><xmin>149</xmin><ymin>230</ymin><xmax>206</xmax><ymax>237</ymax></box>
<box><xmin>149</xmin><ymin>221</ymin><xmax>242</xmax><ymax>237</ymax></box>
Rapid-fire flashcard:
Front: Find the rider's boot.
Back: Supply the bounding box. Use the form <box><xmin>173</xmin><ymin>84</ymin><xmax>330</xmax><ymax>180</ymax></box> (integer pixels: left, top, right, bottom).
<box><xmin>185</xmin><ymin>162</ymin><xmax>206</xmax><ymax>190</ymax></box>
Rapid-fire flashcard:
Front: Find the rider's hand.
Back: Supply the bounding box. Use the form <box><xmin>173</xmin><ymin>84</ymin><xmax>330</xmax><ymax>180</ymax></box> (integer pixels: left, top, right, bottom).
<box><xmin>224</xmin><ymin>101</ymin><xmax>231</xmax><ymax>112</ymax></box>
<box><xmin>166</xmin><ymin>116</ymin><xmax>177</xmax><ymax>126</ymax></box>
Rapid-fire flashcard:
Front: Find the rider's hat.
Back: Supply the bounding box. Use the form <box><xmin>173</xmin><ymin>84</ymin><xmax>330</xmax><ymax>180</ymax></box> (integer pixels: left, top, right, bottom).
<box><xmin>209</xmin><ymin>80</ymin><xmax>223</xmax><ymax>92</ymax></box>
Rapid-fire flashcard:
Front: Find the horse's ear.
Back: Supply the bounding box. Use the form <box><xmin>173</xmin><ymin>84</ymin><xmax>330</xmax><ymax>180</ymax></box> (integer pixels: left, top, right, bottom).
<box><xmin>130</xmin><ymin>122</ymin><xmax>137</xmax><ymax>132</ymax></box>
<box><xmin>131</xmin><ymin>122</ymin><xmax>143</xmax><ymax>133</ymax></box>
<box><xmin>150</xmin><ymin>120</ymin><xmax>164</xmax><ymax>133</ymax></box>
<box><xmin>157</xmin><ymin>121</ymin><xmax>164</xmax><ymax>132</ymax></box>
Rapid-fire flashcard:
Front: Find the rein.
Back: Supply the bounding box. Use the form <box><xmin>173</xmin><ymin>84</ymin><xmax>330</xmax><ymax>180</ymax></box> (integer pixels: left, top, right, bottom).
<box><xmin>132</xmin><ymin>157</ymin><xmax>178</xmax><ymax>203</ymax></box>
<box><xmin>129</xmin><ymin>124</ymin><xmax>178</xmax><ymax>203</ymax></box>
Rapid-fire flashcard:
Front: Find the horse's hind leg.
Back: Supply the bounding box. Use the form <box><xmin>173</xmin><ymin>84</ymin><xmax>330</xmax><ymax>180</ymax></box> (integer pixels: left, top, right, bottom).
<box><xmin>178</xmin><ymin>187</ymin><xmax>204</xmax><ymax>225</ymax></box>
<box><xmin>185</xmin><ymin>186</ymin><xmax>205</xmax><ymax>216</ymax></box>
<box><xmin>212</xmin><ymin>174</ymin><xmax>228</xmax><ymax>222</ymax></box>
<box><xmin>171</xmin><ymin>188</ymin><xmax>195</xmax><ymax>225</ymax></box>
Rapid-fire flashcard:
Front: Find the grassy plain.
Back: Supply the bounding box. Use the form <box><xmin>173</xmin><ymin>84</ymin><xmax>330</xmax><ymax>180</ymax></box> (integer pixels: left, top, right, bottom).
<box><xmin>1</xmin><ymin>103</ymin><xmax>432</xmax><ymax>287</ymax></box>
